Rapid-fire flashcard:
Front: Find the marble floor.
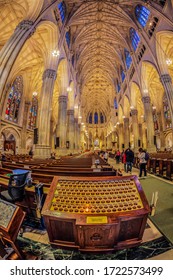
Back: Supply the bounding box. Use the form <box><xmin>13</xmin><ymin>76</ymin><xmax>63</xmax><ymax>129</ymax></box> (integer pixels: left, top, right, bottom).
<box><xmin>18</xmin><ymin>219</ymin><xmax>173</xmax><ymax>260</ymax></box>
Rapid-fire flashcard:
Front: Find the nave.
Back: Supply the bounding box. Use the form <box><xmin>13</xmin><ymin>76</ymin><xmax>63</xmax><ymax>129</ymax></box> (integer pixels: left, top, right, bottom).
<box><xmin>1</xmin><ymin>0</ymin><xmax>173</xmax><ymax>261</ymax></box>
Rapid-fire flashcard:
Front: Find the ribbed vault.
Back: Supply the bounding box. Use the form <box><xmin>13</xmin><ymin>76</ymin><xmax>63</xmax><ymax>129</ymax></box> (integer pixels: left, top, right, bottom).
<box><xmin>65</xmin><ymin>0</ymin><xmax>137</xmax><ymax>120</ymax></box>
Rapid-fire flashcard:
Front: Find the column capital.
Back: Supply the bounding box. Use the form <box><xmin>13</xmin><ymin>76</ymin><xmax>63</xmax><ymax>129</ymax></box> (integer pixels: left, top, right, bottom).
<box><xmin>25</xmin><ymin>101</ymin><xmax>31</xmax><ymax>106</ymax></box>
<box><xmin>74</xmin><ymin>118</ymin><xmax>78</xmax><ymax>124</ymax></box>
<box><xmin>15</xmin><ymin>20</ymin><xmax>34</xmax><ymax>32</ymax></box>
<box><xmin>58</xmin><ymin>95</ymin><xmax>67</xmax><ymax>103</ymax></box>
<box><xmin>131</xmin><ymin>109</ymin><xmax>138</xmax><ymax>116</ymax></box>
<box><xmin>160</xmin><ymin>74</ymin><xmax>172</xmax><ymax>84</ymax></box>
<box><xmin>142</xmin><ymin>96</ymin><xmax>151</xmax><ymax>104</ymax></box>
<box><xmin>67</xmin><ymin>109</ymin><xmax>74</xmax><ymax>116</ymax></box>
<box><xmin>123</xmin><ymin>117</ymin><xmax>129</xmax><ymax>124</ymax></box>
<box><xmin>42</xmin><ymin>69</ymin><xmax>57</xmax><ymax>81</ymax></box>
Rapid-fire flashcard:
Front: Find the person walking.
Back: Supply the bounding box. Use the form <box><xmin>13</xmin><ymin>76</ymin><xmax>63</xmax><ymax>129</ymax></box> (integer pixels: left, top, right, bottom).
<box><xmin>104</xmin><ymin>150</ymin><xmax>108</xmax><ymax>163</ymax></box>
<box><xmin>138</xmin><ymin>147</ymin><xmax>147</xmax><ymax>178</ymax></box>
<box><xmin>115</xmin><ymin>149</ymin><xmax>121</xmax><ymax>164</ymax></box>
<box><xmin>121</xmin><ymin>150</ymin><xmax>127</xmax><ymax>172</ymax></box>
<box><xmin>125</xmin><ymin>148</ymin><xmax>134</xmax><ymax>174</ymax></box>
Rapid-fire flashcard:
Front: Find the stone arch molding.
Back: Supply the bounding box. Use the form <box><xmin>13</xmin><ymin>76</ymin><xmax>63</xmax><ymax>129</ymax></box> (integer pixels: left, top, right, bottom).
<box><xmin>0</xmin><ymin>126</ymin><xmax>21</xmax><ymax>149</ymax></box>
<box><xmin>26</xmin><ymin>135</ymin><xmax>33</xmax><ymax>152</ymax></box>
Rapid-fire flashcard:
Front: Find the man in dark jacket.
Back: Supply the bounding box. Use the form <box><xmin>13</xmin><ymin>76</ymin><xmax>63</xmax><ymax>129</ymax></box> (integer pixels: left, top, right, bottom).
<box><xmin>125</xmin><ymin>148</ymin><xmax>134</xmax><ymax>173</ymax></box>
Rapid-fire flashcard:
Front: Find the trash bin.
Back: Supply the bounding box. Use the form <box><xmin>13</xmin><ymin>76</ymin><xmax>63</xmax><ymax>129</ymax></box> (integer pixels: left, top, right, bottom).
<box><xmin>12</xmin><ymin>169</ymin><xmax>32</xmax><ymax>187</ymax></box>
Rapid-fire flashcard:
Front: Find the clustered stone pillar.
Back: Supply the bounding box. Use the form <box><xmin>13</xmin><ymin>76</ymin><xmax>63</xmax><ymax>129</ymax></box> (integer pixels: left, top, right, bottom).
<box><xmin>74</xmin><ymin>118</ymin><xmax>79</xmax><ymax>151</ymax></box>
<box><xmin>34</xmin><ymin>69</ymin><xmax>57</xmax><ymax>159</ymax></box>
<box><xmin>131</xmin><ymin>109</ymin><xmax>139</xmax><ymax>152</ymax></box>
<box><xmin>20</xmin><ymin>101</ymin><xmax>31</xmax><ymax>154</ymax></box>
<box><xmin>142</xmin><ymin>96</ymin><xmax>156</xmax><ymax>152</ymax></box>
<box><xmin>157</xmin><ymin>111</ymin><xmax>166</xmax><ymax>150</ymax></box>
<box><xmin>0</xmin><ymin>20</ymin><xmax>35</xmax><ymax>112</ymax></box>
<box><xmin>56</xmin><ymin>95</ymin><xmax>67</xmax><ymax>155</ymax></box>
<box><xmin>160</xmin><ymin>74</ymin><xmax>173</xmax><ymax>126</ymax></box>
<box><xmin>138</xmin><ymin>123</ymin><xmax>143</xmax><ymax>148</ymax></box>
<box><xmin>160</xmin><ymin>74</ymin><xmax>173</xmax><ymax>149</ymax></box>
<box><xmin>123</xmin><ymin>117</ymin><xmax>130</xmax><ymax>149</ymax></box>
<box><xmin>78</xmin><ymin>123</ymin><xmax>81</xmax><ymax>151</ymax></box>
<box><xmin>66</xmin><ymin>109</ymin><xmax>75</xmax><ymax>152</ymax></box>
<box><xmin>118</xmin><ymin>123</ymin><xmax>124</xmax><ymax>151</ymax></box>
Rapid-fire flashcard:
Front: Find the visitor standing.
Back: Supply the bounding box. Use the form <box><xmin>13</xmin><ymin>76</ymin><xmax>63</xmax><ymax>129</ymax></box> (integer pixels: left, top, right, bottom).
<box><xmin>115</xmin><ymin>150</ymin><xmax>121</xmax><ymax>164</ymax></box>
<box><xmin>104</xmin><ymin>151</ymin><xmax>108</xmax><ymax>163</ymax></box>
<box><xmin>121</xmin><ymin>150</ymin><xmax>127</xmax><ymax>172</ymax></box>
<box><xmin>125</xmin><ymin>148</ymin><xmax>134</xmax><ymax>173</ymax></box>
<box><xmin>138</xmin><ymin>147</ymin><xmax>147</xmax><ymax>178</ymax></box>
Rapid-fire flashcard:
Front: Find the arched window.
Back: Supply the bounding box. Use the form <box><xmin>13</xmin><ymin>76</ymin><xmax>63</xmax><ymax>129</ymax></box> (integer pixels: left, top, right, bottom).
<box><xmin>89</xmin><ymin>113</ymin><xmax>92</xmax><ymax>124</ymax></box>
<box><xmin>72</xmin><ymin>55</ymin><xmax>75</xmax><ymax>67</ymax></box>
<box><xmin>28</xmin><ymin>95</ymin><xmax>38</xmax><ymax>130</ymax></box>
<box><xmin>58</xmin><ymin>1</ymin><xmax>66</xmax><ymax>23</ymax></box>
<box><xmin>94</xmin><ymin>112</ymin><xmax>98</xmax><ymax>124</ymax></box>
<box><xmin>124</xmin><ymin>49</ymin><xmax>132</xmax><ymax>69</ymax></box>
<box><xmin>130</xmin><ymin>28</ymin><xmax>140</xmax><ymax>51</ymax></box>
<box><xmin>5</xmin><ymin>76</ymin><xmax>23</xmax><ymax>123</ymax></box>
<box><xmin>116</xmin><ymin>79</ymin><xmax>121</xmax><ymax>93</ymax></box>
<box><xmin>66</xmin><ymin>31</ymin><xmax>70</xmax><ymax>48</ymax></box>
<box><xmin>100</xmin><ymin>112</ymin><xmax>104</xmax><ymax>124</ymax></box>
<box><xmin>152</xmin><ymin>108</ymin><xmax>159</xmax><ymax>132</ymax></box>
<box><xmin>120</xmin><ymin>66</ymin><xmax>125</xmax><ymax>83</ymax></box>
<box><xmin>114</xmin><ymin>98</ymin><xmax>118</xmax><ymax>109</ymax></box>
<box><xmin>135</xmin><ymin>5</ymin><xmax>150</xmax><ymax>28</ymax></box>
<box><xmin>163</xmin><ymin>95</ymin><xmax>172</xmax><ymax>128</ymax></box>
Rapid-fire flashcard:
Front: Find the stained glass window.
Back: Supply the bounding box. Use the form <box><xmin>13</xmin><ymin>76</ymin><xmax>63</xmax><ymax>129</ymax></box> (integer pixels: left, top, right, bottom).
<box><xmin>114</xmin><ymin>98</ymin><xmax>118</xmax><ymax>109</ymax></box>
<box><xmin>28</xmin><ymin>96</ymin><xmax>38</xmax><ymax>130</ymax></box>
<box><xmin>94</xmin><ymin>112</ymin><xmax>98</xmax><ymax>124</ymax></box>
<box><xmin>135</xmin><ymin>5</ymin><xmax>150</xmax><ymax>28</ymax></box>
<box><xmin>89</xmin><ymin>113</ymin><xmax>92</xmax><ymax>124</ymax></box>
<box><xmin>66</xmin><ymin>31</ymin><xmax>70</xmax><ymax>48</ymax></box>
<box><xmin>58</xmin><ymin>1</ymin><xmax>66</xmax><ymax>23</ymax></box>
<box><xmin>152</xmin><ymin>109</ymin><xmax>159</xmax><ymax>132</ymax></box>
<box><xmin>116</xmin><ymin>80</ymin><xmax>121</xmax><ymax>93</ymax></box>
<box><xmin>124</xmin><ymin>49</ymin><xmax>132</xmax><ymax>69</ymax></box>
<box><xmin>120</xmin><ymin>66</ymin><xmax>125</xmax><ymax>83</ymax></box>
<box><xmin>100</xmin><ymin>113</ymin><xmax>104</xmax><ymax>124</ymax></box>
<box><xmin>163</xmin><ymin>95</ymin><xmax>172</xmax><ymax>128</ymax></box>
<box><xmin>5</xmin><ymin>76</ymin><xmax>23</xmax><ymax>123</ymax></box>
<box><xmin>130</xmin><ymin>28</ymin><xmax>140</xmax><ymax>51</ymax></box>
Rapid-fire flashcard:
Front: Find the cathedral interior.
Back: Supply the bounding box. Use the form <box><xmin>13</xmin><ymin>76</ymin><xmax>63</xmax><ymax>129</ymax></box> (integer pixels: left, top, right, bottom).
<box><xmin>0</xmin><ymin>0</ymin><xmax>173</xmax><ymax>260</ymax></box>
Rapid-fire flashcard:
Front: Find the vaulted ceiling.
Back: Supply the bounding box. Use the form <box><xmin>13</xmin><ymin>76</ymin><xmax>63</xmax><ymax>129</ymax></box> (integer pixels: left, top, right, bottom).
<box><xmin>0</xmin><ymin>0</ymin><xmax>171</xmax><ymax>130</ymax></box>
<box><xmin>65</xmin><ymin>0</ymin><xmax>137</xmax><ymax>117</ymax></box>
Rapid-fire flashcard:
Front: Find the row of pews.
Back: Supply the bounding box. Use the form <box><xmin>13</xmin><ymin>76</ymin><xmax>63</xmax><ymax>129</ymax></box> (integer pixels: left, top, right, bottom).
<box><xmin>134</xmin><ymin>152</ymin><xmax>173</xmax><ymax>180</ymax></box>
<box><xmin>0</xmin><ymin>153</ymin><xmax>117</xmax><ymax>219</ymax></box>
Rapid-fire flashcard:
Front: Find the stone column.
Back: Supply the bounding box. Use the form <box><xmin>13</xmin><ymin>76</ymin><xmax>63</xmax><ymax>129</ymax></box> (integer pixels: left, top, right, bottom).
<box><xmin>74</xmin><ymin>118</ymin><xmax>79</xmax><ymax>151</ymax></box>
<box><xmin>20</xmin><ymin>101</ymin><xmax>31</xmax><ymax>154</ymax></box>
<box><xmin>138</xmin><ymin>123</ymin><xmax>143</xmax><ymax>148</ymax></box>
<box><xmin>131</xmin><ymin>109</ymin><xmax>139</xmax><ymax>152</ymax></box>
<box><xmin>56</xmin><ymin>95</ymin><xmax>67</xmax><ymax>155</ymax></box>
<box><xmin>142</xmin><ymin>96</ymin><xmax>156</xmax><ymax>152</ymax></box>
<box><xmin>66</xmin><ymin>109</ymin><xmax>75</xmax><ymax>152</ymax></box>
<box><xmin>160</xmin><ymin>74</ymin><xmax>173</xmax><ymax>150</ymax></box>
<box><xmin>124</xmin><ymin>117</ymin><xmax>130</xmax><ymax>149</ymax></box>
<box><xmin>118</xmin><ymin>123</ymin><xmax>124</xmax><ymax>151</ymax></box>
<box><xmin>0</xmin><ymin>20</ymin><xmax>35</xmax><ymax>112</ymax></box>
<box><xmin>157</xmin><ymin>111</ymin><xmax>165</xmax><ymax>150</ymax></box>
<box><xmin>34</xmin><ymin>69</ymin><xmax>57</xmax><ymax>159</ymax></box>
<box><xmin>50</xmin><ymin>119</ymin><xmax>54</xmax><ymax>152</ymax></box>
<box><xmin>160</xmin><ymin>74</ymin><xmax>173</xmax><ymax>126</ymax></box>
<box><xmin>78</xmin><ymin>123</ymin><xmax>81</xmax><ymax>151</ymax></box>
